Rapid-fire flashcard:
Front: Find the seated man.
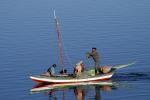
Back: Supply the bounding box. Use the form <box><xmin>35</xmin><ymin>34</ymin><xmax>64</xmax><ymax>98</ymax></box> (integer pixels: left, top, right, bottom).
<box><xmin>60</xmin><ymin>69</ymin><xmax>67</xmax><ymax>74</ymax></box>
<box><xmin>42</xmin><ymin>64</ymin><xmax>56</xmax><ymax>77</ymax></box>
<box><xmin>59</xmin><ymin>69</ymin><xmax>69</xmax><ymax>76</ymax></box>
<box><xmin>74</xmin><ymin>61</ymin><xmax>85</xmax><ymax>75</ymax></box>
<box><xmin>100</xmin><ymin>66</ymin><xmax>111</xmax><ymax>74</ymax></box>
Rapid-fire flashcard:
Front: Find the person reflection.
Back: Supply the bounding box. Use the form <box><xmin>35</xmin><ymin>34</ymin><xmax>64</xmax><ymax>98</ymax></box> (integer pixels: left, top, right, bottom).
<box><xmin>95</xmin><ymin>86</ymin><xmax>101</xmax><ymax>100</ymax></box>
<box><xmin>101</xmin><ymin>85</ymin><xmax>112</xmax><ymax>92</ymax></box>
<box><xmin>95</xmin><ymin>85</ymin><xmax>114</xmax><ymax>100</ymax></box>
<box><xmin>43</xmin><ymin>84</ymin><xmax>114</xmax><ymax>100</ymax></box>
<box><xmin>74</xmin><ymin>87</ymin><xmax>85</xmax><ymax>100</ymax></box>
<box><xmin>45</xmin><ymin>90</ymin><xmax>57</xmax><ymax>100</ymax></box>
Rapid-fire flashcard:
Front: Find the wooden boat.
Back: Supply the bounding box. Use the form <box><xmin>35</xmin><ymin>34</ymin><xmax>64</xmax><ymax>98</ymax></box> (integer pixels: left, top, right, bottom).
<box><xmin>30</xmin><ymin>11</ymin><xmax>135</xmax><ymax>84</ymax></box>
<box><xmin>30</xmin><ymin>72</ymin><xmax>113</xmax><ymax>84</ymax></box>
<box><xmin>30</xmin><ymin>63</ymin><xmax>134</xmax><ymax>84</ymax></box>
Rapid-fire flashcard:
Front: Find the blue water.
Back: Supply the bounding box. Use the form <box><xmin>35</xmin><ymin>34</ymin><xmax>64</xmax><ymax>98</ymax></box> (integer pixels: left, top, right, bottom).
<box><xmin>0</xmin><ymin>0</ymin><xmax>150</xmax><ymax>100</ymax></box>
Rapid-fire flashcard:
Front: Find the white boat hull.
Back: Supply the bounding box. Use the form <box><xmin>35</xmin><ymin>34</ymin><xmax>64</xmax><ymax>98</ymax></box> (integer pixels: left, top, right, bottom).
<box><xmin>30</xmin><ymin>72</ymin><xmax>114</xmax><ymax>84</ymax></box>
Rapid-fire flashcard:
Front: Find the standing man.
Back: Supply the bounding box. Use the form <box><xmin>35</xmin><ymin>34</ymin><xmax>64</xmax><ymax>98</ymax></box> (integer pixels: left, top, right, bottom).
<box><xmin>87</xmin><ymin>48</ymin><xmax>100</xmax><ymax>74</ymax></box>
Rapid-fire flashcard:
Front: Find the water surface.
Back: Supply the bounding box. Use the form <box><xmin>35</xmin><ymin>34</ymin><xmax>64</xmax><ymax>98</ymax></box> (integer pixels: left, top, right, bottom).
<box><xmin>0</xmin><ymin>0</ymin><xmax>150</xmax><ymax>100</ymax></box>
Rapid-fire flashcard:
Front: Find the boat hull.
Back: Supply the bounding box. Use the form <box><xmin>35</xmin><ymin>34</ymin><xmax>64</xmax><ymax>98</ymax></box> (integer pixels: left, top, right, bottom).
<box><xmin>30</xmin><ymin>72</ymin><xmax>114</xmax><ymax>84</ymax></box>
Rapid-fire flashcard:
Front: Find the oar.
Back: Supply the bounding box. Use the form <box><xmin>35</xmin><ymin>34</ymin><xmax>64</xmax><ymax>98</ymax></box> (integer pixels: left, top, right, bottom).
<box><xmin>112</xmin><ymin>62</ymin><xmax>136</xmax><ymax>70</ymax></box>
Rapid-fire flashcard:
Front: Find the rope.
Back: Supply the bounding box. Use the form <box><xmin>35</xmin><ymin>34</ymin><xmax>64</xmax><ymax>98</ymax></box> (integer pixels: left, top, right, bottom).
<box><xmin>61</xmin><ymin>33</ymin><xmax>74</xmax><ymax>69</ymax></box>
<box><xmin>86</xmin><ymin>57</ymin><xmax>93</xmax><ymax>70</ymax></box>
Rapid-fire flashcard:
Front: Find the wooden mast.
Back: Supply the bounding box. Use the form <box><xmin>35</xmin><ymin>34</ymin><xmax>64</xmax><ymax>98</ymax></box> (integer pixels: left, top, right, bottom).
<box><xmin>54</xmin><ymin>10</ymin><xmax>65</xmax><ymax>73</ymax></box>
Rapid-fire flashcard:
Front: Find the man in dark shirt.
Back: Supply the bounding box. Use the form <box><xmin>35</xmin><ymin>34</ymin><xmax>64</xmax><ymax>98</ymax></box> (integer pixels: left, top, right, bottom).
<box><xmin>87</xmin><ymin>48</ymin><xmax>100</xmax><ymax>74</ymax></box>
<box><xmin>47</xmin><ymin>64</ymin><xmax>56</xmax><ymax>76</ymax></box>
<box><xmin>42</xmin><ymin>64</ymin><xmax>56</xmax><ymax>77</ymax></box>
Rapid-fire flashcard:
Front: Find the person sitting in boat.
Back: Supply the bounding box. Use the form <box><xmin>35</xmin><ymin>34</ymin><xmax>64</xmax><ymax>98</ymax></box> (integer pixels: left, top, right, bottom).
<box><xmin>74</xmin><ymin>60</ymin><xmax>85</xmax><ymax>75</ymax></box>
<box><xmin>42</xmin><ymin>64</ymin><xmax>56</xmax><ymax>77</ymax></box>
<box><xmin>100</xmin><ymin>66</ymin><xmax>112</xmax><ymax>74</ymax></box>
<box><xmin>87</xmin><ymin>47</ymin><xmax>100</xmax><ymax>74</ymax></box>
<box><xmin>60</xmin><ymin>69</ymin><xmax>68</xmax><ymax>75</ymax></box>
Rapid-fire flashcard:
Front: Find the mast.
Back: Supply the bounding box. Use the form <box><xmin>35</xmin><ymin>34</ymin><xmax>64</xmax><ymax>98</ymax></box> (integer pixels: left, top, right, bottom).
<box><xmin>54</xmin><ymin>10</ymin><xmax>65</xmax><ymax>73</ymax></box>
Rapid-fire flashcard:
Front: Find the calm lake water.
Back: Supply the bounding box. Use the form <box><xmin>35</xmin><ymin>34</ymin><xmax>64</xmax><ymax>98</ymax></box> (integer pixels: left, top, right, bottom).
<box><xmin>0</xmin><ymin>0</ymin><xmax>150</xmax><ymax>100</ymax></box>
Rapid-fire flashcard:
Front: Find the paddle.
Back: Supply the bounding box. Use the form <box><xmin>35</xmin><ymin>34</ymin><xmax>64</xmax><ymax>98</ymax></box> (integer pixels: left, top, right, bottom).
<box><xmin>112</xmin><ymin>62</ymin><xmax>136</xmax><ymax>70</ymax></box>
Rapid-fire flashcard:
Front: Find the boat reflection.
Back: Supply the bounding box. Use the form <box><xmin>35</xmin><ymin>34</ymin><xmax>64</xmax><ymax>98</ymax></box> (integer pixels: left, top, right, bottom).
<box><xmin>30</xmin><ymin>80</ymin><xmax>118</xmax><ymax>100</ymax></box>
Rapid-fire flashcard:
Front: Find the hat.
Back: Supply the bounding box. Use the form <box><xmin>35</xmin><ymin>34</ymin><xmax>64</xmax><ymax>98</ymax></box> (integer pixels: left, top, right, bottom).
<box><xmin>92</xmin><ymin>47</ymin><xmax>97</xmax><ymax>50</ymax></box>
<box><xmin>52</xmin><ymin>64</ymin><xmax>56</xmax><ymax>67</ymax></box>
